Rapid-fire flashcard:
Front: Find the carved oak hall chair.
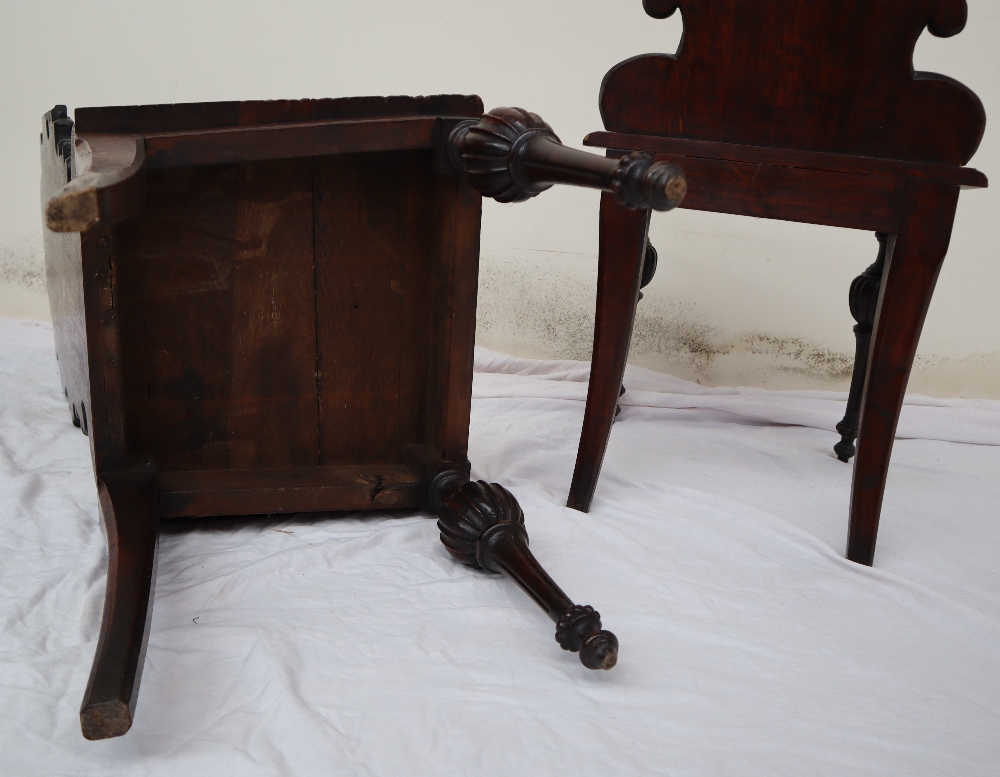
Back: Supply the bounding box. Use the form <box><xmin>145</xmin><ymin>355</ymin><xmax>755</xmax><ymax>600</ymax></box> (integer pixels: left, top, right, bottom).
<box><xmin>40</xmin><ymin>97</ymin><xmax>686</xmax><ymax>740</ymax></box>
<box><xmin>567</xmin><ymin>0</ymin><xmax>987</xmax><ymax>566</ymax></box>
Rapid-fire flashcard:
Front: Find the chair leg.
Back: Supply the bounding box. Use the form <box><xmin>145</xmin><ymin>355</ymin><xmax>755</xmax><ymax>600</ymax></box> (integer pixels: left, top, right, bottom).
<box><xmin>617</xmin><ymin>243</ymin><xmax>658</xmax><ymax>419</ymax></box>
<box><xmin>433</xmin><ymin>471</ymin><xmax>618</xmax><ymax>670</ymax></box>
<box><xmin>568</xmin><ymin>193</ymin><xmax>650</xmax><ymax>512</ymax></box>
<box><xmin>80</xmin><ymin>466</ymin><xmax>159</xmax><ymax>740</ymax></box>
<box><xmin>847</xmin><ymin>182</ymin><xmax>960</xmax><ymax>566</ymax></box>
<box><xmin>834</xmin><ymin>232</ymin><xmax>887</xmax><ymax>462</ymax></box>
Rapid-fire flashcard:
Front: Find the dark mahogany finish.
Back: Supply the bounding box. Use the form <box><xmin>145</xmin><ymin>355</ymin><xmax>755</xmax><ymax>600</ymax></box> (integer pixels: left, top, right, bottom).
<box><xmin>42</xmin><ymin>99</ymin><xmax>659</xmax><ymax>739</ymax></box>
<box><xmin>835</xmin><ymin>233</ymin><xmax>888</xmax><ymax>463</ymax></box>
<box><xmin>607</xmin><ymin>0</ymin><xmax>985</xmax><ymax>165</ymax></box>
<box><xmin>568</xmin><ymin>1</ymin><xmax>987</xmax><ymax>569</ymax></box>
<box><xmin>448</xmin><ymin>106</ymin><xmax>686</xmax><ymax>210</ymax></box>
<box><xmin>433</xmin><ymin>472</ymin><xmax>618</xmax><ymax>670</ymax></box>
<box><xmin>570</xmin><ymin>195</ymin><xmax>651</xmax><ymax>507</ymax></box>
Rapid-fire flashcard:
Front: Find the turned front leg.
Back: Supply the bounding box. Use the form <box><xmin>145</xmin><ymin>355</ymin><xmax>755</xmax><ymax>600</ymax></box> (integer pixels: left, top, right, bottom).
<box><xmin>448</xmin><ymin>107</ymin><xmax>686</xmax><ymax>211</ymax></box>
<box><xmin>834</xmin><ymin>232</ymin><xmax>887</xmax><ymax>462</ymax></box>
<box><xmin>431</xmin><ymin>472</ymin><xmax>618</xmax><ymax>670</ymax></box>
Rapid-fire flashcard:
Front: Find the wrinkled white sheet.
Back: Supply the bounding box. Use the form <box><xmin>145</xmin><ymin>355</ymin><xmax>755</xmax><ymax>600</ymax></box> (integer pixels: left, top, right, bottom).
<box><xmin>1</xmin><ymin>316</ymin><xmax>998</xmax><ymax>776</ymax></box>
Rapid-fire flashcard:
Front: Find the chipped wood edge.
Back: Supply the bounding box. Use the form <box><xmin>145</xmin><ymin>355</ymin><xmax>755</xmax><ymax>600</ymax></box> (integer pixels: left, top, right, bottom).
<box><xmin>46</xmin><ymin>173</ymin><xmax>102</xmax><ymax>232</ymax></box>
<box><xmin>45</xmin><ymin>136</ymin><xmax>146</xmax><ymax>233</ymax></box>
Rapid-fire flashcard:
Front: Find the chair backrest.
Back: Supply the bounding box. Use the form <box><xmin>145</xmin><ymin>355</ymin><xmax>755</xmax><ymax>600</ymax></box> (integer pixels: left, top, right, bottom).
<box><xmin>601</xmin><ymin>0</ymin><xmax>985</xmax><ymax>165</ymax></box>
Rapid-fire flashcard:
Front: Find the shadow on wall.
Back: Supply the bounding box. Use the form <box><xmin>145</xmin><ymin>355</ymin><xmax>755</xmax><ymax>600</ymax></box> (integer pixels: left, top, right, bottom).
<box><xmin>476</xmin><ymin>250</ymin><xmax>1000</xmax><ymax>399</ymax></box>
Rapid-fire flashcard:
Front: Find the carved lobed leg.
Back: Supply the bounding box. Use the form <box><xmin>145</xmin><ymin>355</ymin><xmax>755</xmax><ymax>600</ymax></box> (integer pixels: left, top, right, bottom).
<box><xmin>81</xmin><ymin>466</ymin><xmax>159</xmax><ymax>740</ymax></box>
<box><xmin>847</xmin><ymin>182</ymin><xmax>960</xmax><ymax>565</ymax></box>
<box><xmin>834</xmin><ymin>232</ymin><xmax>887</xmax><ymax>462</ymax></box>
<box><xmin>568</xmin><ymin>194</ymin><xmax>651</xmax><ymax>512</ymax></box>
<box><xmin>432</xmin><ymin>471</ymin><xmax>618</xmax><ymax>670</ymax></box>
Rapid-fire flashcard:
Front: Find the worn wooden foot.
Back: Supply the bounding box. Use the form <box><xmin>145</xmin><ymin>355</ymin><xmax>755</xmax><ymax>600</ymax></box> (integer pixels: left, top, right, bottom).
<box><xmin>568</xmin><ymin>194</ymin><xmax>651</xmax><ymax>512</ymax></box>
<box><xmin>432</xmin><ymin>471</ymin><xmax>618</xmax><ymax>670</ymax></box>
<box><xmin>80</xmin><ymin>466</ymin><xmax>159</xmax><ymax>740</ymax></box>
<box><xmin>847</xmin><ymin>182</ymin><xmax>959</xmax><ymax>566</ymax></box>
<box><xmin>834</xmin><ymin>232</ymin><xmax>887</xmax><ymax>462</ymax></box>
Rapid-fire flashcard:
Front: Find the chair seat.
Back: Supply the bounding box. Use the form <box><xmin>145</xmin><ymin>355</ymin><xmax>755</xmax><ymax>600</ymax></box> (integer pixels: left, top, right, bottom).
<box><xmin>584</xmin><ymin>131</ymin><xmax>987</xmax><ymax>188</ymax></box>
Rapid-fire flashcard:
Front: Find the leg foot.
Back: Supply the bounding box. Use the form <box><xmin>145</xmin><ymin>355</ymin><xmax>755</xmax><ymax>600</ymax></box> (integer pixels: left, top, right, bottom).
<box><xmin>434</xmin><ymin>472</ymin><xmax>618</xmax><ymax>670</ymax></box>
<box><xmin>847</xmin><ymin>183</ymin><xmax>959</xmax><ymax>565</ymax></box>
<box><xmin>568</xmin><ymin>193</ymin><xmax>650</xmax><ymax>511</ymax></box>
<box><xmin>81</xmin><ymin>466</ymin><xmax>158</xmax><ymax>740</ymax></box>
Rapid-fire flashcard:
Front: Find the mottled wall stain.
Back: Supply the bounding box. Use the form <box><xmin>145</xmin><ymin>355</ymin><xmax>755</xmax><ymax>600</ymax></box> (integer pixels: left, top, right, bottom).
<box><xmin>734</xmin><ymin>334</ymin><xmax>854</xmax><ymax>380</ymax></box>
<box><xmin>0</xmin><ymin>237</ymin><xmax>49</xmax><ymax>320</ymax></box>
<box><xmin>475</xmin><ymin>250</ymin><xmax>854</xmax><ymax>385</ymax></box>
<box><xmin>476</xmin><ymin>251</ymin><xmax>1000</xmax><ymax>398</ymax></box>
<box><xmin>476</xmin><ymin>250</ymin><xmax>601</xmax><ymax>364</ymax></box>
<box><xmin>4</xmin><ymin>238</ymin><xmax>997</xmax><ymax>398</ymax></box>
<box><xmin>0</xmin><ymin>240</ymin><xmax>44</xmax><ymax>290</ymax></box>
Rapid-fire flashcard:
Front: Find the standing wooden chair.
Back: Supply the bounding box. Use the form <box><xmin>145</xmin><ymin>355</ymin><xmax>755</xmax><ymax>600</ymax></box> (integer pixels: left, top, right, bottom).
<box><xmin>567</xmin><ymin>0</ymin><xmax>987</xmax><ymax>566</ymax></box>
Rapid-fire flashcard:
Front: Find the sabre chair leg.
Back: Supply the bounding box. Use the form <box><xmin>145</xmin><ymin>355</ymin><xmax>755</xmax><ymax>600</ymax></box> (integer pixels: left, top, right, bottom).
<box><xmin>568</xmin><ymin>194</ymin><xmax>650</xmax><ymax>512</ymax></box>
<box><xmin>80</xmin><ymin>466</ymin><xmax>159</xmax><ymax>740</ymax></box>
<box><xmin>847</xmin><ymin>182</ymin><xmax>959</xmax><ymax>566</ymax></box>
<box><xmin>432</xmin><ymin>470</ymin><xmax>618</xmax><ymax>669</ymax></box>
<box><xmin>835</xmin><ymin>232</ymin><xmax>888</xmax><ymax>462</ymax></box>
<box><xmin>617</xmin><ymin>243</ymin><xmax>658</xmax><ymax>420</ymax></box>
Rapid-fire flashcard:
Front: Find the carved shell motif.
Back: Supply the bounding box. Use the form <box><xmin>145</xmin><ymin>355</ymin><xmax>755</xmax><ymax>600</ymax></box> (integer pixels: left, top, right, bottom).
<box><xmin>455</xmin><ymin>107</ymin><xmax>559</xmax><ymax>203</ymax></box>
<box><xmin>437</xmin><ymin>480</ymin><xmax>526</xmax><ymax>570</ymax></box>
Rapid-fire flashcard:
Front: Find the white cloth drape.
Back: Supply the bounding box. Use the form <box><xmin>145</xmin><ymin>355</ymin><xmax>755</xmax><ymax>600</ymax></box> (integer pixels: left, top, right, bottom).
<box><xmin>2</xmin><ymin>318</ymin><xmax>998</xmax><ymax>776</ymax></box>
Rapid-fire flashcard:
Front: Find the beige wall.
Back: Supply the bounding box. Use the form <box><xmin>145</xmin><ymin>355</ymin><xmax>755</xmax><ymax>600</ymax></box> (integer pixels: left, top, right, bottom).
<box><xmin>2</xmin><ymin>1</ymin><xmax>997</xmax><ymax>396</ymax></box>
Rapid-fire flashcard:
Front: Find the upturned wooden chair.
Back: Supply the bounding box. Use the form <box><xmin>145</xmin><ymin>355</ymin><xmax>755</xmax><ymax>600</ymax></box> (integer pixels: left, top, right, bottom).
<box><xmin>41</xmin><ymin>97</ymin><xmax>686</xmax><ymax>739</ymax></box>
<box><xmin>567</xmin><ymin>0</ymin><xmax>987</xmax><ymax>566</ymax></box>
